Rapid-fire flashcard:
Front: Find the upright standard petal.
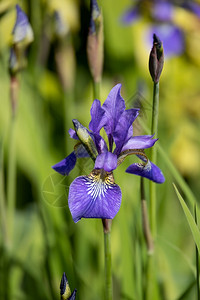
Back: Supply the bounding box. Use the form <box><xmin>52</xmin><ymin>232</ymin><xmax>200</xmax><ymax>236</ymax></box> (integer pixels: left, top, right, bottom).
<box><xmin>91</xmin><ymin>133</ymin><xmax>108</xmax><ymax>154</ymax></box>
<box><xmin>52</xmin><ymin>152</ymin><xmax>76</xmax><ymax>175</ymax></box>
<box><xmin>126</xmin><ymin>160</ymin><xmax>165</xmax><ymax>183</ymax></box>
<box><xmin>102</xmin><ymin>84</ymin><xmax>126</xmax><ymax>149</ymax></box>
<box><xmin>94</xmin><ymin>152</ymin><xmax>118</xmax><ymax>172</ymax></box>
<box><xmin>113</xmin><ymin>108</ymin><xmax>139</xmax><ymax>155</ymax></box>
<box><xmin>89</xmin><ymin>99</ymin><xmax>106</xmax><ymax>133</ymax></box>
<box><xmin>68</xmin><ymin>170</ymin><xmax>122</xmax><ymax>222</ymax></box>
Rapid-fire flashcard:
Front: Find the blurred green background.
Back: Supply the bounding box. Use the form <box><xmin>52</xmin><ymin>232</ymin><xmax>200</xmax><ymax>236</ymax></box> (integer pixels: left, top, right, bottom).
<box><xmin>0</xmin><ymin>0</ymin><xmax>200</xmax><ymax>299</ymax></box>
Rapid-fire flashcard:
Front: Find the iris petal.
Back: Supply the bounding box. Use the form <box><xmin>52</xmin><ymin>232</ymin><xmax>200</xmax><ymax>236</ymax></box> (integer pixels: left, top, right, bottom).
<box><xmin>102</xmin><ymin>84</ymin><xmax>125</xmax><ymax>149</ymax></box>
<box><xmin>95</xmin><ymin>152</ymin><xmax>117</xmax><ymax>172</ymax></box>
<box><xmin>89</xmin><ymin>99</ymin><xmax>106</xmax><ymax>133</ymax></box>
<box><xmin>126</xmin><ymin>160</ymin><xmax>165</xmax><ymax>183</ymax></box>
<box><xmin>68</xmin><ymin>170</ymin><xmax>122</xmax><ymax>222</ymax></box>
<box><xmin>68</xmin><ymin>290</ymin><xmax>77</xmax><ymax>300</ymax></box>
<box><xmin>52</xmin><ymin>152</ymin><xmax>76</xmax><ymax>176</ymax></box>
<box><xmin>121</xmin><ymin>135</ymin><xmax>158</xmax><ymax>152</ymax></box>
<box><xmin>113</xmin><ymin>109</ymin><xmax>139</xmax><ymax>155</ymax></box>
<box><xmin>74</xmin><ymin>144</ymin><xmax>90</xmax><ymax>158</ymax></box>
<box><xmin>91</xmin><ymin>133</ymin><xmax>108</xmax><ymax>154</ymax></box>
<box><xmin>68</xmin><ymin>128</ymin><xmax>79</xmax><ymax>140</ymax></box>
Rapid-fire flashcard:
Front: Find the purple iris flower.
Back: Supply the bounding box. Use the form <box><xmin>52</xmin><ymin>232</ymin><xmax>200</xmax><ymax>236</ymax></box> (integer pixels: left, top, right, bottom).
<box><xmin>52</xmin><ymin>84</ymin><xmax>165</xmax><ymax>223</ymax></box>
<box><xmin>121</xmin><ymin>0</ymin><xmax>200</xmax><ymax>57</ymax></box>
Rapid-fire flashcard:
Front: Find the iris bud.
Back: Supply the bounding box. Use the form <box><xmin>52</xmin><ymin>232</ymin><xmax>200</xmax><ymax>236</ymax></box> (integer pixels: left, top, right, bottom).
<box><xmin>13</xmin><ymin>5</ymin><xmax>34</xmax><ymax>47</ymax></box>
<box><xmin>54</xmin><ymin>11</ymin><xmax>69</xmax><ymax>39</ymax></box>
<box><xmin>60</xmin><ymin>272</ymin><xmax>71</xmax><ymax>299</ymax></box>
<box><xmin>72</xmin><ymin>119</ymin><xmax>98</xmax><ymax>160</ymax></box>
<box><xmin>149</xmin><ymin>34</ymin><xmax>164</xmax><ymax>83</ymax></box>
<box><xmin>87</xmin><ymin>0</ymin><xmax>104</xmax><ymax>83</ymax></box>
<box><xmin>9</xmin><ymin>5</ymin><xmax>34</xmax><ymax>76</ymax></box>
<box><xmin>60</xmin><ymin>272</ymin><xmax>77</xmax><ymax>300</ymax></box>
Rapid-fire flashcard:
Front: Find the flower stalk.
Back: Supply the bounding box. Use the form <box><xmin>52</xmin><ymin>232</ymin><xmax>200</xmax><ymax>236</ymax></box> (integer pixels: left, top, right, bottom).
<box><xmin>140</xmin><ymin>177</ymin><xmax>154</xmax><ymax>254</ymax></box>
<box><xmin>0</xmin><ymin>139</ymin><xmax>7</xmax><ymax>245</ymax></box>
<box><xmin>149</xmin><ymin>34</ymin><xmax>164</xmax><ymax>238</ymax></box>
<box><xmin>54</xmin><ymin>11</ymin><xmax>76</xmax><ymax>153</ymax></box>
<box><xmin>102</xmin><ymin>219</ymin><xmax>113</xmax><ymax>300</ymax></box>
<box><xmin>194</xmin><ymin>205</ymin><xmax>200</xmax><ymax>300</ymax></box>
<box><xmin>7</xmin><ymin>76</ymin><xmax>19</xmax><ymax>243</ymax></box>
<box><xmin>7</xmin><ymin>76</ymin><xmax>19</xmax><ymax>240</ymax></box>
<box><xmin>7</xmin><ymin>114</ymin><xmax>17</xmax><ymax>243</ymax></box>
<box><xmin>7</xmin><ymin>4</ymin><xmax>33</xmax><ymax>243</ymax></box>
<box><xmin>93</xmin><ymin>80</ymin><xmax>101</xmax><ymax>100</ymax></box>
<box><xmin>149</xmin><ymin>81</ymin><xmax>159</xmax><ymax>237</ymax></box>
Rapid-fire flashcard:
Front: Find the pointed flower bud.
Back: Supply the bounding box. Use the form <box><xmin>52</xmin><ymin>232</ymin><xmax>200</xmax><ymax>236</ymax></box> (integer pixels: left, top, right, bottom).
<box><xmin>89</xmin><ymin>0</ymin><xmax>101</xmax><ymax>34</ymax></box>
<box><xmin>60</xmin><ymin>272</ymin><xmax>71</xmax><ymax>299</ymax></box>
<box><xmin>54</xmin><ymin>11</ymin><xmax>69</xmax><ymax>39</ymax></box>
<box><xmin>13</xmin><ymin>5</ymin><xmax>34</xmax><ymax>47</ymax></box>
<box><xmin>149</xmin><ymin>34</ymin><xmax>164</xmax><ymax>83</ymax></box>
<box><xmin>60</xmin><ymin>272</ymin><xmax>77</xmax><ymax>300</ymax></box>
<box><xmin>53</xmin><ymin>10</ymin><xmax>75</xmax><ymax>91</ymax></box>
<box><xmin>72</xmin><ymin>119</ymin><xmax>98</xmax><ymax>161</ymax></box>
<box><xmin>9</xmin><ymin>5</ymin><xmax>34</xmax><ymax>76</ymax></box>
<box><xmin>87</xmin><ymin>0</ymin><xmax>104</xmax><ymax>83</ymax></box>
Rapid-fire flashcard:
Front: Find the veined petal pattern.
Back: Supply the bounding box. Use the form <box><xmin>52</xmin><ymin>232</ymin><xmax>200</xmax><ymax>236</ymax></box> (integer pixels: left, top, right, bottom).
<box><xmin>68</xmin><ymin>170</ymin><xmax>122</xmax><ymax>222</ymax></box>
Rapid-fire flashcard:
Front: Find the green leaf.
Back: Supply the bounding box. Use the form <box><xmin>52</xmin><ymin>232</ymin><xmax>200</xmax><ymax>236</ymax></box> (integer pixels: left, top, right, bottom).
<box><xmin>173</xmin><ymin>184</ymin><xmax>200</xmax><ymax>254</ymax></box>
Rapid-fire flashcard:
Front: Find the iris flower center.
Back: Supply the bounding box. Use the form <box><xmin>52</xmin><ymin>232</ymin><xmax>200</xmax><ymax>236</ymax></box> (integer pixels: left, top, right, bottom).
<box><xmin>86</xmin><ymin>169</ymin><xmax>115</xmax><ymax>201</ymax></box>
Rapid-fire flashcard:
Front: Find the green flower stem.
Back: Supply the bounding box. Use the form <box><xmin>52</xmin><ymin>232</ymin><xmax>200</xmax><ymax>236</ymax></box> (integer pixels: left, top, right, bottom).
<box><xmin>150</xmin><ymin>82</ymin><xmax>159</xmax><ymax>238</ymax></box>
<box><xmin>64</xmin><ymin>90</ymin><xmax>75</xmax><ymax>153</ymax></box>
<box><xmin>7</xmin><ymin>76</ymin><xmax>19</xmax><ymax>244</ymax></box>
<box><xmin>7</xmin><ymin>116</ymin><xmax>17</xmax><ymax>244</ymax></box>
<box><xmin>93</xmin><ymin>80</ymin><xmax>100</xmax><ymax>100</ymax></box>
<box><xmin>0</xmin><ymin>139</ymin><xmax>7</xmax><ymax>245</ymax></box>
<box><xmin>141</xmin><ymin>177</ymin><xmax>154</xmax><ymax>254</ymax></box>
<box><xmin>194</xmin><ymin>205</ymin><xmax>200</xmax><ymax>300</ymax></box>
<box><xmin>139</xmin><ymin>117</ymin><xmax>197</xmax><ymax>209</ymax></box>
<box><xmin>157</xmin><ymin>144</ymin><xmax>197</xmax><ymax>207</ymax></box>
<box><xmin>102</xmin><ymin>219</ymin><xmax>112</xmax><ymax>300</ymax></box>
<box><xmin>146</xmin><ymin>255</ymin><xmax>160</xmax><ymax>300</ymax></box>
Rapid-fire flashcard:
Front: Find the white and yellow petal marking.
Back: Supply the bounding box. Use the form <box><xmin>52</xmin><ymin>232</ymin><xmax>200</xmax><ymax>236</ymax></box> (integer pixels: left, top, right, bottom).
<box><xmin>68</xmin><ymin>169</ymin><xmax>121</xmax><ymax>222</ymax></box>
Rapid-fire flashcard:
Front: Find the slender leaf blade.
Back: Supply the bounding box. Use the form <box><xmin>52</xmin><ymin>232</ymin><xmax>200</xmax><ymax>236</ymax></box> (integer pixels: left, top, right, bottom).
<box><xmin>174</xmin><ymin>184</ymin><xmax>200</xmax><ymax>254</ymax></box>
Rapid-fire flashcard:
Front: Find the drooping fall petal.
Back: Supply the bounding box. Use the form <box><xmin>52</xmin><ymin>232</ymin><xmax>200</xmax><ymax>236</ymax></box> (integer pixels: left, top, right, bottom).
<box><xmin>68</xmin><ymin>170</ymin><xmax>121</xmax><ymax>222</ymax></box>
